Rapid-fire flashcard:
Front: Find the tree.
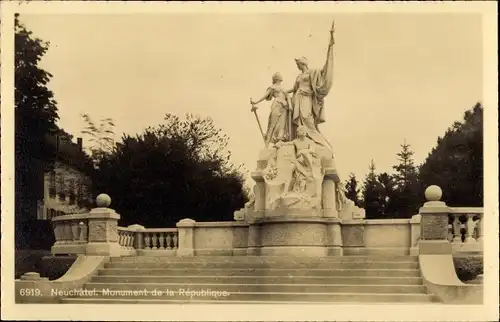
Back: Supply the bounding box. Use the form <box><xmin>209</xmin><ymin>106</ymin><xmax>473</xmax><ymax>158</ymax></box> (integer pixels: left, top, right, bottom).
<box><xmin>14</xmin><ymin>14</ymin><xmax>66</xmax><ymax>248</ymax></box>
<box><xmin>419</xmin><ymin>103</ymin><xmax>483</xmax><ymax>206</ymax></box>
<box><xmin>344</xmin><ymin>173</ymin><xmax>361</xmax><ymax>207</ymax></box>
<box><xmin>391</xmin><ymin>141</ymin><xmax>421</xmax><ymax>218</ymax></box>
<box><xmin>15</xmin><ymin>14</ymin><xmax>60</xmax><ymax>221</ymax></box>
<box><xmin>361</xmin><ymin>160</ymin><xmax>385</xmax><ymax>219</ymax></box>
<box><xmin>80</xmin><ymin>113</ymin><xmax>116</xmax><ymax>167</ymax></box>
<box><xmin>377</xmin><ymin>172</ymin><xmax>397</xmax><ymax>217</ymax></box>
<box><xmin>92</xmin><ymin>113</ymin><xmax>249</xmax><ymax>228</ymax></box>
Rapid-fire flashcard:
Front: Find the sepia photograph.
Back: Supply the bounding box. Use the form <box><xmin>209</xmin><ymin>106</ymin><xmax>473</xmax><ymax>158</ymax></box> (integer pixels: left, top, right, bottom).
<box><xmin>1</xmin><ymin>1</ymin><xmax>498</xmax><ymax>321</ymax></box>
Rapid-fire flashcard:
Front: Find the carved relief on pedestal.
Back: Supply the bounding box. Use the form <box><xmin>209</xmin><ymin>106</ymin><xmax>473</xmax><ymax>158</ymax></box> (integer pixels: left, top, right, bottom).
<box><xmin>88</xmin><ymin>220</ymin><xmax>118</xmax><ymax>242</ymax></box>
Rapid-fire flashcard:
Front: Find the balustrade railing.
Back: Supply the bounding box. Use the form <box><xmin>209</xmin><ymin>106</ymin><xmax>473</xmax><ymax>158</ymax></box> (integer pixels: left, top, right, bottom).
<box><xmin>117</xmin><ymin>227</ymin><xmax>136</xmax><ymax>249</ymax></box>
<box><xmin>142</xmin><ymin>228</ymin><xmax>179</xmax><ymax>250</ymax></box>
<box><xmin>446</xmin><ymin>207</ymin><xmax>483</xmax><ymax>252</ymax></box>
<box><xmin>51</xmin><ymin>214</ymin><xmax>89</xmax><ymax>255</ymax></box>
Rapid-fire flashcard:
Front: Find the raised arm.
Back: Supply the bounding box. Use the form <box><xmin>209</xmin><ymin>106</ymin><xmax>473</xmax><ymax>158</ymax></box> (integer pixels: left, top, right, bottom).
<box><xmin>322</xmin><ymin>21</ymin><xmax>335</xmax><ymax>76</ymax></box>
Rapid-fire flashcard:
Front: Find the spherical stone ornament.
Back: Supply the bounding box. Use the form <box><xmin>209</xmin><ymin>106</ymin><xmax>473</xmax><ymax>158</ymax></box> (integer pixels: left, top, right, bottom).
<box><xmin>425</xmin><ymin>185</ymin><xmax>442</xmax><ymax>202</ymax></box>
<box><xmin>96</xmin><ymin>194</ymin><xmax>112</xmax><ymax>208</ymax></box>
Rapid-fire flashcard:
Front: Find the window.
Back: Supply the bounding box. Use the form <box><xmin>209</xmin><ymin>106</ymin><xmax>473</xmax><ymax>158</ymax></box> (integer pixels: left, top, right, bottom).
<box><xmin>68</xmin><ymin>179</ymin><xmax>76</xmax><ymax>204</ymax></box>
<box><xmin>49</xmin><ymin>171</ymin><xmax>56</xmax><ymax>198</ymax></box>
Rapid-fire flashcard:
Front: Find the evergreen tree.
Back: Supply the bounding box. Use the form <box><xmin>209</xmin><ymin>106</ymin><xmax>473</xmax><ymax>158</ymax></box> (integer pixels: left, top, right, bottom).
<box><xmin>419</xmin><ymin>103</ymin><xmax>483</xmax><ymax>206</ymax></box>
<box><xmin>362</xmin><ymin>160</ymin><xmax>385</xmax><ymax>219</ymax></box>
<box><xmin>391</xmin><ymin>141</ymin><xmax>421</xmax><ymax>218</ymax></box>
<box><xmin>377</xmin><ymin>172</ymin><xmax>397</xmax><ymax>217</ymax></box>
<box><xmin>344</xmin><ymin>173</ymin><xmax>361</xmax><ymax>207</ymax></box>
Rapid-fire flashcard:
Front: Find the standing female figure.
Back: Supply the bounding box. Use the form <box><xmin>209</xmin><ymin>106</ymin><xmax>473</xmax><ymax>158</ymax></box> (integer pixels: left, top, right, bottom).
<box><xmin>251</xmin><ymin>72</ymin><xmax>291</xmax><ymax>146</ymax></box>
<box><xmin>287</xmin><ymin>22</ymin><xmax>336</xmax><ymax>152</ymax></box>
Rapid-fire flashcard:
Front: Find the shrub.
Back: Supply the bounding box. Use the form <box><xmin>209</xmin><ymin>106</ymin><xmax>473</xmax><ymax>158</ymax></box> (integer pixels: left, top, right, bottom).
<box><xmin>453</xmin><ymin>256</ymin><xmax>483</xmax><ymax>282</ymax></box>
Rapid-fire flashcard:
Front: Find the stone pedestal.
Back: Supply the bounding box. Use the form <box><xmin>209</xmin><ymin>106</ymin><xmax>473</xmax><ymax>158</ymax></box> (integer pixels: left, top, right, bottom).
<box><xmin>418</xmin><ymin>185</ymin><xmax>452</xmax><ymax>255</ymax></box>
<box><xmin>84</xmin><ymin>206</ymin><xmax>121</xmax><ymax>257</ymax></box>
<box><xmin>176</xmin><ymin>218</ymin><xmax>196</xmax><ymax>256</ymax></box>
<box><xmin>248</xmin><ymin>217</ymin><xmax>346</xmax><ymax>257</ymax></box>
<box><xmin>242</xmin><ymin>146</ymin><xmax>367</xmax><ymax>256</ymax></box>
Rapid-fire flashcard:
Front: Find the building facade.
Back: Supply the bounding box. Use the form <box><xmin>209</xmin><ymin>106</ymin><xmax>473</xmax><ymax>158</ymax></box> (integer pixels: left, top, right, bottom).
<box><xmin>37</xmin><ymin>135</ymin><xmax>93</xmax><ymax>220</ymax></box>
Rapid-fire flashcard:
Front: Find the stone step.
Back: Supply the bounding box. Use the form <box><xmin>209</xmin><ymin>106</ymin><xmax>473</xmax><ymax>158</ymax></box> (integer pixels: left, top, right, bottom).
<box><xmin>98</xmin><ymin>267</ymin><xmax>421</xmax><ymax>277</ymax></box>
<box><xmin>104</xmin><ymin>261</ymin><xmax>419</xmax><ymax>270</ymax></box>
<box><xmin>112</xmin><ymin>256</ymin><xmax>418</xmax><ymax>263</ymax></box>
<box><xmin>90</xmin><ymin>275</ymin><xmax>423</xmax><ymax>285</ymax></box>
<box><xmin>60</xmin><ymin>292</ymin><xmax>437</xmax><ymax>303</ymax></box>
<box><xmin>82</xmin><ymin>282</ymin><xmax>427</xmax><ymax>294</ymax></box>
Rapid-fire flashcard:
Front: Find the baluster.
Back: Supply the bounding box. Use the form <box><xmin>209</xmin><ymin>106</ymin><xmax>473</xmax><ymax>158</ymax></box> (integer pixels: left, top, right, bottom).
<box><xmin>476</xmin><ymin>215</ymin><xmax>483</xmax><ymax>243</ymax></box>
<box><xmin>157</xmin><ymin>232</ymin><xmax>164</xmax><ymax>249</ymax></box>
<box><xmin>173</xmin><ymin>233</ymin><xmax>178</xmax><ymax>249</ymax></box>
<box><xmin>63</xmin><ymin>222</ymin><xmax>72</xmax><ymax>243</ymax></box>
<box><xmin>447</xmin><ymin>224</ymin><xmax>453</xmax><ymax>242</ymax></box>
<box><xmin>166</xmin><ymin>233</ymin><xmax>172</xmax><ymax>250</ymax></box>
<box><xmin>464</xmin><ymin>213</ymin><xmax>476</xmax><ymax>243</ymax></box>
<box><xmin>126</xmin><ymin>232</ymin><xmax>131</xmax><ymax>248</ymax></box>
<box><xmin>452</xmin><ymin>214</ymin><xmax>462</xmax><ymax>243</ymax></box>
<box><xmin>144</xmin><ymin>232</ymin><xmax>151</xmax><ymax>249</ymax></box>
<box><xmin>53</xmin><ymin>222</ymin><xmax>62</xmax><ymax>243</ymax></box>
<box><xmin>129</xmin><ymin>232</ymin><xmax>135</xmax><ymax>249</ymax></box>
<box><xmin>71</xmin><ymin>222</ymin><xmax>79</xmax><ymax>241</ymax></box>
<box><xmin>118</xmin><ymin>231</ymin><xmax>123</xmax><ymax>246</ymax></box>
<box><xmin>151</xmin><ymin>233</ymin><xmax>158</xmax><ymax>249</ymax></box>
<box><xmin>78</xmin><ymin>222</ymin><xmax>85</xmax><ymax>241</ymax></box>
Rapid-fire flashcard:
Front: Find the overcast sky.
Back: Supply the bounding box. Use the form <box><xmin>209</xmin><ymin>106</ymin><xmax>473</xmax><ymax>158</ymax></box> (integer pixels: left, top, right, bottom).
<box><xmin>19</xmin><ymin>12</ymin><xmax>482</xmax><ymax>185</ymax></box>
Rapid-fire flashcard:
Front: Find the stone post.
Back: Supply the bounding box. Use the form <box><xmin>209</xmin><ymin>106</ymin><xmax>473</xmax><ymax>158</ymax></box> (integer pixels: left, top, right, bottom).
<box><xmin>128</xmin><ymin>224</ymin><xmax>146</xmax><ymax>250</ymax></box>
<box><xmin>409</xmin><ymin>214</ymin><xmax>421</xmax><ymax>256</ymax></box>
<box><xmin>251</xmin><ymin>171</ymin><xmax>266</xmax><ymax>213</ymax></box>
<box><xmin>85</xmin><ymin>194</ymin><xmax>122</xmax><ymax>257</ymax></box>
<box><xmin>418</xmin><ymin>185</ymin><xmax>452</xmax><ymax>255</ymax></box>
<box><xmin>322</xmin><ymin>167</ymin><xmax>339</xmax><ymax>218</ymax></box>
<box><xmin>176</xmin><ymin>218</ymin><xmax>196</xmax><ymax>256</ymax></box>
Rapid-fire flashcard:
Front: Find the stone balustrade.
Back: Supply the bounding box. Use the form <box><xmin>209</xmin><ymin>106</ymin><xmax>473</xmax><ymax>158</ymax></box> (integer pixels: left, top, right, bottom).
<box><xmin>447</xmin><ymin>208</ymin><xmax>483</xmax><ymax>252</ymax></box>
<box><xmin>117</xmin><ymin>226</ymin><xmax>136</xmax><ymax>256</ymax></box>
<box><xmin>49</xmin><ymin>191</ymin><xmax>484</xmax><ymax>258</ymax></box>
<box><xmin>51</xmin><ymin>214</ymin><xmax>89</xmax><ymax>255</ymax></box>
<box><xmin>142</xmin><ymin>229</ymin><xmax>179</xmax><ymax>250</ymax></box>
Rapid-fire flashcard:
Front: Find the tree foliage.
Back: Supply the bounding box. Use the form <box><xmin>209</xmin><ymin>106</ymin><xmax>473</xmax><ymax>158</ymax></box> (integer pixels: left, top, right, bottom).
<box><xmin>419</xmin><ymin>103</ymin><xmax>483</xmax><ymax>206</ymax></box>
<box><xmin>80</xmin><ymin>113</ymin><xmax>116</xmax><ymax>167</ymax></box>
<box><xmin>390</xmin><ymin>141</ymin><xmax>422</xmax><ymax>218</ymax></box>
<box><xmin>92</xmin><ymin>113</ymin><xmax>249</xmax><ymax>228</ymax></box>
<box><xmin>15</xmin><ymin>14</ymin><xmax>60</xmax><ymax>223</ymax></box>
<box><xmin>361</xmin><ymin>160</ymin><xmax>385</xmax><ymax>219</ymax></box>
<box><xmin>344</xmin><ymin>173</ymin><xmax>362</xmax><ymax>207</ymax></box>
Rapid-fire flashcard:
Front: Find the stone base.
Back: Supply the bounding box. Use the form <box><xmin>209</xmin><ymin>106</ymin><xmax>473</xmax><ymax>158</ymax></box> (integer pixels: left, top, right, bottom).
<box><xmin>326</xmin><ymin>246</ymin><xmax>343</xmax><ymax>256</ymax></box>
<box><xmin>249</xmin><ymin>217</ymin><xmax>342</xmax><ymax>256</ymax></box>
<box><xmin>419</xmin><ymin>240</ymin><xmax>452</xmax><ymax>255</ymax></box>
<box><xmin>137</xmin><ymin>249</ymin><xmax>177</xmax><ymax>257</ymax></box>
<box><xmin>246</xmin><ymin>247</ymin><xmax>261</xmax><ymax>256</ymax></box>
<box><xmin>85</xmin><ymin>242</ymin><xmax>121</xmax><ymax>257</ymax></box>
<box><xmin>176</xmin><ymin>248</ymin><xmax>194</xmax><ymax>257</ymax></box>
<box><xmin>51</xmin><ymin>243</ymin><xmax>86</xmax><ymax>256</ymax></box>
<box><xmin>232</xmin><ymin>248</ymin><xmax>248</xmax><ymax>256</ymax></box>
<box><xmin>259</xmin><ymin>246</ymin><xmax>328</xmax><ymax>256</ymax></box>
<box><xmin>343</xmin><ymin>247</ymin><xmax>410</xmax><ymax>256</ymax></box>
<box><xmin>194</xmin><ymin>249</ymin><xmax>234</xmax><ymax>256</ymax></box>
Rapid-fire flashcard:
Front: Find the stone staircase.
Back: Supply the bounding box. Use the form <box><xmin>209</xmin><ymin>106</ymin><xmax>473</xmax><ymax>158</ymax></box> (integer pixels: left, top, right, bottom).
<box><xmin>60</xmin><ymin>256</ymin><xmax>440</xmax><ymax>304</ymax></box>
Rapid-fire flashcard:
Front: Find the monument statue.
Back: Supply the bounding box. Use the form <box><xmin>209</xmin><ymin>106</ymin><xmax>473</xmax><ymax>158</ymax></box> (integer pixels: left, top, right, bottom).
<box><xmin>236</xmin><ymin>20</ymin><xmax>365</xmax><ymax>225</ymax></box>
<box><xmin>234</xmin><ymin>20</ymin><xmax>366</xmax><ymax>256</ymax></box>
<box><xmin>250</xmin><ymin>73</ymin><xmax>292</xmax><ymax>147</ymax></box>
<box><xmin>286</xmin><ymin>21</ymin><xmax>336</xmax><ymax>151</ymax></box>
<box><xmin>276</xmin><ymin>125</ymin><xmax>318</xmax><ymax>194</ymax></box>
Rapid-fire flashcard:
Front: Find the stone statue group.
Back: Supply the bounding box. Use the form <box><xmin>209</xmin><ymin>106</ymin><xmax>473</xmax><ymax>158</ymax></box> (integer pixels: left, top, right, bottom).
<box><xmin>249</xmin><ymin>21</ymin><xmax>349</xmax><ymax>210</ymax></box>
<box><xmin>250</xmin><ymin>21</ymin><xmax>336</xmax><ymax>154</ymax></box>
